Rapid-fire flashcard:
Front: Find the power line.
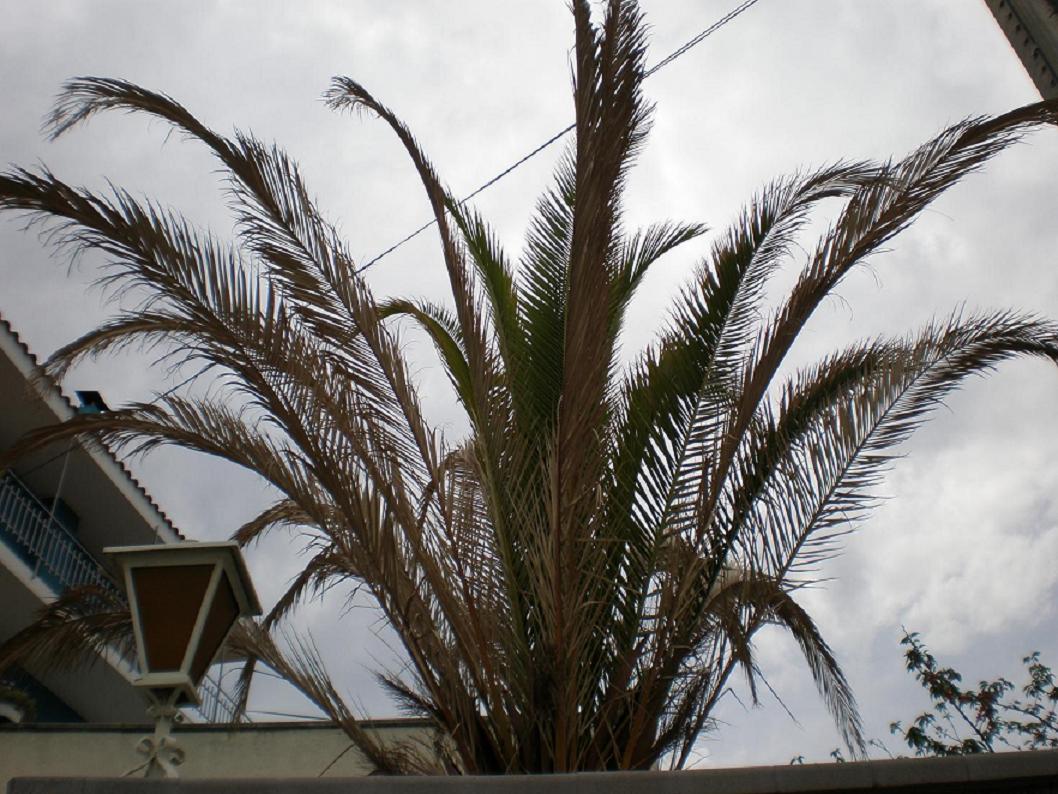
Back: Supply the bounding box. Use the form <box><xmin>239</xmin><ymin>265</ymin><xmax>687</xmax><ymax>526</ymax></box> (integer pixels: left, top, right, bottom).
<box><xmin>153</xmin><ymin>366</ymin><xmax>207</xmax><ymax>402</ymax></box>
<box><xmin>644</xmin><ymin>0</ymin><xmax>761</xmax><ymax>78</ymax></box>
<box><xmin>16</xmin><ymin>366</ymin><xmax>205</xmax><ymax>478</ymax></box>
<box><xmin>361</xmin><ymin>124</ymin><xmax>575</xmax><ymax>271</ymax></box>
<box><xmin>358</xmin><ymin>0</ymin><xmax>762</xmax><ymax>274</ymax></box>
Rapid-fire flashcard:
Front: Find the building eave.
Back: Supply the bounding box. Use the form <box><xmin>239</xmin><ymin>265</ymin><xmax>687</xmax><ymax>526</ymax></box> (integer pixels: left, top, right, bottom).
<box><xmin>0</xmin><ymin>312</ymin><xmax>184</xmax><ymax>543</ymax></box>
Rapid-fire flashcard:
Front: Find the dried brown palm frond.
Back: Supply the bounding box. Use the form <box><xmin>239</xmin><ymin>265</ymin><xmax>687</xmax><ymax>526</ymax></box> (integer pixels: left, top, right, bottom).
<box><xmin>0</xmin><ymin>586</ymin><xmax>133</xmax><ymax>678</ymax></box>
<box><xmin>2</xmin><ymin>0</ymin><xmax>1058</xmax><ymax>774</ymax></box>
<box><xmin>226</xmin><ymin>621</ymin><xmax>444</xmax><ymax>775</ymax></box>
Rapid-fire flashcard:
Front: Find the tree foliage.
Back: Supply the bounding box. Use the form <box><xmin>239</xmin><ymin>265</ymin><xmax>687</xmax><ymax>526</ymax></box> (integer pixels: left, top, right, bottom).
<box><xmin>2</xmin><ymin>0</ymin><xmax>1058</xmax><ymax>774</ymax></box>
<box><xmin>891</xmin><ymin>632</ymin><xmax>1058</xmax><ymax>756</ymax></box>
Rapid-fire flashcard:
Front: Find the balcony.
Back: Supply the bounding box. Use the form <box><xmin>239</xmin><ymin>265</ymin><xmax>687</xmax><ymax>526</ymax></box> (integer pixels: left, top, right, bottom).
<box><xmin>0</xmin><ymin>472</ymin><xmax>121</xmax><ymax>599</ymax></box>
<box><xmin>0</xmin><ymin>471</ymin><xmax>240</xmax><ymax>723</ymax></box>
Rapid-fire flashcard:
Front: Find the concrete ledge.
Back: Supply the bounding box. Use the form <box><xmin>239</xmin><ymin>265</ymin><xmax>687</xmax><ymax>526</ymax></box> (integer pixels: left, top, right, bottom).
<box><xmin>9</xmin><ymin>749</ymin><xmax>1058</xmax><ymax>794</ymax></box>
<box><xmin>0</xmin><ymin>721</ymin><xmax>432</xmax><ymax>784</ymax></box>
<box><xmin>0</xmin><ymin>718</ymin><xmax>430</xmax><ymax>734</ymax></box>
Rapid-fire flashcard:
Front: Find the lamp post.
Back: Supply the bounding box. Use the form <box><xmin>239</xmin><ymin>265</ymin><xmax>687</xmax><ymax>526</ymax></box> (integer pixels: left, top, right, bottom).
<box><xmin>104</xmin><ymin>541</ymin><xmax>262</xmax><ymax>778</ymax></box>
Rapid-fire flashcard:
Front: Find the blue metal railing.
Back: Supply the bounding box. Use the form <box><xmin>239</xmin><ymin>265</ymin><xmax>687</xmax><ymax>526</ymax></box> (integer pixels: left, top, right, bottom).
<box><xmin>0</xmin><ymin>472</ymin><xmax>122</xmax><ymax>598</ymax></box>
<box><xmin>0</xmin><ymin>471</ymin><xmax>240</xmax><ymax>723</ymax></box>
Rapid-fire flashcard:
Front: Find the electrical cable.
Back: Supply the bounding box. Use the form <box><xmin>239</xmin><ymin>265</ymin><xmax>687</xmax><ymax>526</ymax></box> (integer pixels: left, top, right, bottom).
<box><xmin>357</xmin><ymin>0</ymin><xmax>762</xmax><ymax>273</ymax></box>
<box><xmin>14</xmin><ymin>367</ymin><xmax>204</xmax><ymax>478</ymax></box>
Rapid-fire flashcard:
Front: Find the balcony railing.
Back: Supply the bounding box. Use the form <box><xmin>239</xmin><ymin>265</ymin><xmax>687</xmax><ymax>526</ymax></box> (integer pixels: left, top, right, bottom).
<box><xmin>0</xmin><ymin>472</ymin><xmax>122</xmax><ymax>599</ymax></box>
<box><xmin>197</xmin><ymin>669</ymin><xmax>244</xmax><ymax>723</ymax></box>
<box><xmin>0</xmin><ymin>471</ymin><xmax>240</xmax><ymax>723</ymax></box>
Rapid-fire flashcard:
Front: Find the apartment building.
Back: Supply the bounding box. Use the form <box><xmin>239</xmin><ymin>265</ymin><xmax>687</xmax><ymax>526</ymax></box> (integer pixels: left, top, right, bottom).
<box><xmin>0</xmin><ymin>313</ymin><xmax>234</xmax><ymax>725</ymax></box>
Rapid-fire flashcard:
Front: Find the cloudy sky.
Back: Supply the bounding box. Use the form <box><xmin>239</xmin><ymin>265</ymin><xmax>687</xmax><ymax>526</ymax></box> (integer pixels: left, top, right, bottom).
<box><xmin>2</xmin><ymin>0</ymin><xmax>1057</xmax><ymax>770</ymax></box>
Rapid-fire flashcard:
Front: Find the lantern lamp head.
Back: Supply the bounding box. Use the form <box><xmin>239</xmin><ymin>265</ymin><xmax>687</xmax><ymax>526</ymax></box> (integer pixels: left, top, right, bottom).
<box><xmin>104</xmin><ymin>542</ymin><xmax>262</xmax><ymax>706</ymax></box>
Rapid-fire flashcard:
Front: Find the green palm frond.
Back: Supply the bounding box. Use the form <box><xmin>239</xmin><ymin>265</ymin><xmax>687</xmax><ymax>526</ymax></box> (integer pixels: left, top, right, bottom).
<box><xmin>445</xmin><ymin>202</ymin><xmax>521</xmax><ymax>366</ymax></box>
<box><xmin>379</xmin><ymin>298</ymin><xmax>474</xmax><ymax>417</ymax></box>
<box><xmin>516</xmin><ymin>147</ymin><xmax>577</xmax><ymax>435</ymax></box>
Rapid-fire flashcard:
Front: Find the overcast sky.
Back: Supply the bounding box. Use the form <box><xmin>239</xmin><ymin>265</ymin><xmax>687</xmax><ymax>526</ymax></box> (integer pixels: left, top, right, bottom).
<box><xmin>2</xmin><ymin>0</ymin><xmax>1057</xmax><ymax>770</ymax></box>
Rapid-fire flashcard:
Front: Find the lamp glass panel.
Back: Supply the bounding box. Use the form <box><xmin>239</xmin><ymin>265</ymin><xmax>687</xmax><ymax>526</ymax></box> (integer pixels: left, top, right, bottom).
<box><xmin>189</xmin><ymin>570</ymin><xmax>240</xmax><ymax>684</ymax></box>
<box><xmin>131</xmin><ymin>564</ymin><xmax>214</xmax><ymax>672</ymax></box>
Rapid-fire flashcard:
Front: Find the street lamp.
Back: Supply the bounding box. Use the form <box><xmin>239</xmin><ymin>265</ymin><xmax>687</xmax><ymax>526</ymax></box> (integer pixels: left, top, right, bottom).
<box><xmin>105</xmin><ymin>541</ymin><xmax>262</xmax><ymax>777</ymax></box>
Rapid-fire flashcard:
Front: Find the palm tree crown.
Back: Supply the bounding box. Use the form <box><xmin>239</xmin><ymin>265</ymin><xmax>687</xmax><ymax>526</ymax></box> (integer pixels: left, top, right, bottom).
<box><xmin>2</xmin><ymin>0</ymin><xmax>1058</xmax><ymax>774</ymax></box>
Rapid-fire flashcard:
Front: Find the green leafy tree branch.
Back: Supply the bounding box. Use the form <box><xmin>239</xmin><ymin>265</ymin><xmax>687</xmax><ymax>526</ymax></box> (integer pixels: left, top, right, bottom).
<box><xmin>891</xmin><ymin>631</ymin><xmax>1058</xmax><ymax>756</ymax></box>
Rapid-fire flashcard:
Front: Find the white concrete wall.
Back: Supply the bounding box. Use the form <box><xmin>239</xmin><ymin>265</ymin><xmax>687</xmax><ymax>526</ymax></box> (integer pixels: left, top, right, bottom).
<box><xmin>0</xmin><ymin>721</ymin><xmax>432</xmax><ymax>787</ymax></box>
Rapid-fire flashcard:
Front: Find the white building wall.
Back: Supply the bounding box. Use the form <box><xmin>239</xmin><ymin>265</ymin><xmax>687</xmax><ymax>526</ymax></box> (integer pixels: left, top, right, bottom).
<box><xmin>0</xmin><ymin>721</ymin><xmax>434</xmax><ymax>785</ymax></box>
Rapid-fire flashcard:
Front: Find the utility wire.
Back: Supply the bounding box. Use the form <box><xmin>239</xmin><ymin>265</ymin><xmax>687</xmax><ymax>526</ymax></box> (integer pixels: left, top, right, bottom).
<box><xmin>15</xmin><ymin>366</ymin><xmax>205</xmax><ymax>478</ymax></box>
<box><xmin>644</xmin><ymin>0</ymin><xmax>760</xmax><ymax>78</ymax></box>
<box><xmin>357</xmin><ymin>0</ymin><xmax>762</xmax><ymax>273</ymax></box>
<box><xmin>360</xmin><ymin>124</ymin><xmax>575</xmax><ymax>271</ymax></box>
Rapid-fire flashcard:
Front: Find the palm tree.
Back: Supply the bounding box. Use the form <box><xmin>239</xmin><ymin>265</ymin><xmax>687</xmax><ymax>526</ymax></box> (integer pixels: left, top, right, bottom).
<box><xmin>1</xmin><ymin>0</ymin><xmax>1057</xmax><ymax>774</ymax></box>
